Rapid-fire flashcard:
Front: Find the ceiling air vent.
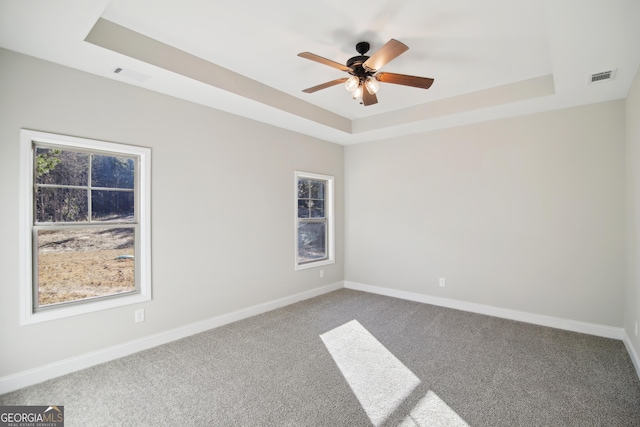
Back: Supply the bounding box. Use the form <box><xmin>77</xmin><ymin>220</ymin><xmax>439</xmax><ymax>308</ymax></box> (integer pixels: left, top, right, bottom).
<box><xmin>588</xmin><ymin>69</ymin><xmax>616</xmax><ymax>85</ymax></box>
<box><xmin>112</xmin><ymin>67</ymin><xmax>151</xmax><ymax>83</ymax></box>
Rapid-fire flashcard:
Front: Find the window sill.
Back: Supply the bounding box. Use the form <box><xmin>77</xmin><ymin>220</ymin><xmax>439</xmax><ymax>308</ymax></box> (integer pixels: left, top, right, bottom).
<box><xmin>295</xmin><ymin>258</ymin><xmax>335</xmax><ymax>271</ymax></box>
<box><xmin>21</xmin><ymin>291</ymin><xmax>151</xmax><ymax>325</ymax></box>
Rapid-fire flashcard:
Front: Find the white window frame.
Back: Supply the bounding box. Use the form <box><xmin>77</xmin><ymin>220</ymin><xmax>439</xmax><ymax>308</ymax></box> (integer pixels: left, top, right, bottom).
<box><xmin>295</xmin><ymin>171</ymin><xmax>335</xmax><ymax>270</ymax></box>
<box><xmin>19</xmin><ymin>129</ymin><xmax>152</xmax><ymax>325</ymax></box>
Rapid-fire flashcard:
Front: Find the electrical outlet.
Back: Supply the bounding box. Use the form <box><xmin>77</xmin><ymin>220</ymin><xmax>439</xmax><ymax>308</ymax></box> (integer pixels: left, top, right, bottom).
<box><xmin>439</xmin><ymin>278</ymin><xmax>445</xmax><ymax>287</ymax></box>
<box><xmin>135</xmin><ymin>309</ymin><xmax>145</xmax><ymax>323</ymax></box>
<box><xmin>320</xmin><ymin>269</ymin><xmax>324</xmax><ymax>278</ymax></box>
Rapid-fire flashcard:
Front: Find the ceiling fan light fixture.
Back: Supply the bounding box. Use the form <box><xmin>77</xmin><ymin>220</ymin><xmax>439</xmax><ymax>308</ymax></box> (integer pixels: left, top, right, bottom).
<box><xmin>365</xmin><ymin>76</ymin><xmax>380</xmax><ymax>94</ymax></box>
<box><xmin>353</xmin><ymin>84</ymin><xmax>363</xmax><ymax>99</ymax></box>
<box><xmin>345</xmin><ymin>76</ymin><xmax>359</xmax><ymax>92</ymax></box>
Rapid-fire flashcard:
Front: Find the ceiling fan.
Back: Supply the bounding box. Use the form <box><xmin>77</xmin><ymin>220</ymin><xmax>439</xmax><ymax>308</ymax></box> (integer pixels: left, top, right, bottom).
<box><xmin>297</xmin><ymin>39</ymin><xmax>434</xmax><ymax>106</ymax></box>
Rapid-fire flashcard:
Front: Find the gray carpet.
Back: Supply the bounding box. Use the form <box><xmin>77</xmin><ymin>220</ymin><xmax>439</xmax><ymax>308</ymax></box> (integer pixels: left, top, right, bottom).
<box><xmin>1</xmin><ymin>289</ymin><xmax>640</xmax><ymax>426</ymax></box>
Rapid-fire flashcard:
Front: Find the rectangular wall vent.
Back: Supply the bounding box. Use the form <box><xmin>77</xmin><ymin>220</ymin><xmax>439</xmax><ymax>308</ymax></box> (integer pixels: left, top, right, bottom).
<box><xmin>588</xmin><ymin>69</ymin><xmax>616</xmax><ymax>84</ymax></box>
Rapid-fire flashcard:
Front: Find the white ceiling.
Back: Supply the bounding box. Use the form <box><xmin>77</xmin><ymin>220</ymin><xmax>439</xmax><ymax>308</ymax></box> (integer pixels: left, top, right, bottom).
<box><xmin>1</xmin><ymin>0</ymin><xmax>639</xmax><ymax>145</ymax></box>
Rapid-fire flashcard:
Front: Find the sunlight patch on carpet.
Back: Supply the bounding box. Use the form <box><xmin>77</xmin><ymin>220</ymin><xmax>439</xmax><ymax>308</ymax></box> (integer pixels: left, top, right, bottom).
<box><xmin>399</xmin><ymin>390</ymin><xmax>469</xmax><ymax>427</ymax></box>
<box><xmin>320</xmin><ymin>319</ymin><xmax>421</xmax><ymax>426</ymax></box>
<box><xmin>321</xmin><ymin>319</ymin><xmax>469</xmax><ymax>427</ymax></box>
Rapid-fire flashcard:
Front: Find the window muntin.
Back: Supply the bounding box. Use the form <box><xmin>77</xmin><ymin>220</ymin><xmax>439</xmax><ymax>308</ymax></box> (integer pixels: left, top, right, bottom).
<box><xmin>20</xmin><ymin>130</ymin><xmax>151</xmax><ymax>324</ymax></box>
<box><xmin>295</xmin><ymin>171</ymin><xmax>334</xmax><ymax>270</ymax></box>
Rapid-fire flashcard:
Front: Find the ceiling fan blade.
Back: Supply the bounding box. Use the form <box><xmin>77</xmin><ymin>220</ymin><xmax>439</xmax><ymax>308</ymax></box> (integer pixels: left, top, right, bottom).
<box><xmin>376</xmin><ymin>72</ymin><xmax>434</xmax><ymax>89</ymax></box>
<box><xmin>302</xmin><ymin>78</ymin><xmax>348</xmax><ymax>93</ymax></box>
<box><xmin>362</xmin><ymin>39</ymin><xmax>409</xmax><ymax>72</ymax></box>
<box><xmin>362</xmin><ymin>88</ymin><xmax>378</xmax><ymax>106</ymax></box>
<box><xmin>298</xmin><ymin>52</ymin><xmax>351</xmax><ymax>72</ymax></box>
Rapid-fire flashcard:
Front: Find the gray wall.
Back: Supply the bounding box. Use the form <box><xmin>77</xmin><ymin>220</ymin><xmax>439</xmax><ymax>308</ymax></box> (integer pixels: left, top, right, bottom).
<box><xmin>345</xmin><ymin>101</ymin><xmax>626</xmax><ymax>327</ymax></box>
<box><xmin>626</xmin><ymin>67</ymin><xmax>640</xmax><ymax>358</ymax></box>
<box><xmin>0</xmin><ymin>48</ymin><xmax>344</xmax><ymax>377</ymax></box>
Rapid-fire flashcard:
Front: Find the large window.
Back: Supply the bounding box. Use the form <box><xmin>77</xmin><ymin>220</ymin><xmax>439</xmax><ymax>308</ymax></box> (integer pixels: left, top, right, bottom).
<box><xmin>20</xmin><ymin>130</ymin><xmax>151</xmax><ymax>324</ymax></box>
<box><xmin>295</xmin><ymin>171</ymin><xmax>334</xmax><ymax>270</ymax></box>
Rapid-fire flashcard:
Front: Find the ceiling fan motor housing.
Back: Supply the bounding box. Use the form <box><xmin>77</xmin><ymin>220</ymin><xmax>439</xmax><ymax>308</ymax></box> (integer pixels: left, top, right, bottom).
<box><xmin>347</xmin><ymin>42</ymin><xmax>373</xmax><ymax>80</ymax></box>
<box><xmin>346</xmin><ymin>56</ymin><xmax>370</xmax><ymax>77</ymax></box>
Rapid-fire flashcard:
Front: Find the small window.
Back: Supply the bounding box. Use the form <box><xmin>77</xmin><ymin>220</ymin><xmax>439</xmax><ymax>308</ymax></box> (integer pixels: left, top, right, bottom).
<box><xmin>295</xmin><ymin>171</ymin><xmax>334</xmax><ymax>270</ymax></box>
<box><xmin>20</xmin><ymin>130</ymin><xmax>151</xmax><ymax>324</ymax></box>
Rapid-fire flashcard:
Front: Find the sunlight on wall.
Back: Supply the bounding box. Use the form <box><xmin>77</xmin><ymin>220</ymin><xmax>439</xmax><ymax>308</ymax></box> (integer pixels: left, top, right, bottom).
<box><xmin>321</xmin><ymin>319</ymin><xmax>468</xmax><ymax>427</ymax></box>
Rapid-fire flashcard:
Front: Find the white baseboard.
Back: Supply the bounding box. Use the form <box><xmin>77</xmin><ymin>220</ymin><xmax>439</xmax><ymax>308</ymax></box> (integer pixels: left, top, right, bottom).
<box><xmin>623</xmin><ymin>332</ymin><xmax>640</xmax><ymax>380</ymax></box>
<box><xmin>0</xmin><ymin>281</ymin><xmax>344</xmax><ymax>395</ymax></box>
<box><xmin>344</xmin><ymin>281</ymin><xmax>624</xmax><ymax>340</ymax></box>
